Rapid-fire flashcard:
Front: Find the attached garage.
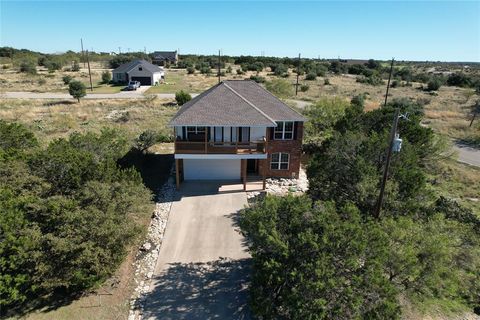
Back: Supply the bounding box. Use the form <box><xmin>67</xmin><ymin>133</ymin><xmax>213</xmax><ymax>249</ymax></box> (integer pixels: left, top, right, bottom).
<box><xmin>183</xmin><ymin>159</ymin><xmax>240</xmax><ymax>180</ymax></box>
<box><xmin>130</xmin><ymin>76</ymin><xmax>152</xmax><ymax>85</ymax></box>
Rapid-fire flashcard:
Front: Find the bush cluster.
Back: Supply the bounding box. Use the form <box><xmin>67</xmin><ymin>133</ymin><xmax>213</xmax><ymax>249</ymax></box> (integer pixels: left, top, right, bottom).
<box><xmin>240</xmin><ymin>97</ymin><xmax>480</xmax><ymax>319</ymax></box>
<box><xmin>0</xmin><ymin>123</ymin><xmax>152</xmax><ymax>309</ymax></box>
<box><xmin>175</xmin><ymin>90</ymin><xmax>192</xmax><ymax>106</ymax></box>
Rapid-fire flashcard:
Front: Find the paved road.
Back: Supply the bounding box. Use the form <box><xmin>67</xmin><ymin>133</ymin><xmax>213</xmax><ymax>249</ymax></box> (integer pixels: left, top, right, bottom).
<box><xmin>0</xmin><ymin>90</ymin><xmax>198</xmax><ymax>100</ymax></box>
<box><xmin>454</xmin><ymin>144</ymin><xmax>480</xmax><ymax>167</ymax></box>
<box><xmin>143</xmin><ymin>181</ymin><xmax>251</xmax><ymax>320</ymax></box>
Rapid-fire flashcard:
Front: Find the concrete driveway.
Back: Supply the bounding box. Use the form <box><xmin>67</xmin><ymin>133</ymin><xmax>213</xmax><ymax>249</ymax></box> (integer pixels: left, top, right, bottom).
<box><xmin>142</xmin><ymin>181</ymin><xmax>251</xmax><ymax>320</ymax></box>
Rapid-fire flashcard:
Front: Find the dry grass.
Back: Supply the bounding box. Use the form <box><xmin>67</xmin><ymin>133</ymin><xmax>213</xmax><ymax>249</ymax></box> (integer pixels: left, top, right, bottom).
<box><xmin>146</xmin><ymin>69</ymin><xmax>219</xmax><ymax>94</ymax></box>
<box><xmin>431</xmin><ymin>159</ymin><xmax>480</xmax><ymax>216</ymax></box>
<box><xmin>0</xmin><ymin>62</ymin><xmax>113</xmax><ymax>93</ymax></box>
<box><xmin>0</xmin><ymin>96</ymin><xmax>178</xmax><ymax>145</ymax></box>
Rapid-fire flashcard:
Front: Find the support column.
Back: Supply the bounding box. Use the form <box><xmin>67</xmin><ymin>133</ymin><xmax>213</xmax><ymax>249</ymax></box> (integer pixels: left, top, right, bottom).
<box><xmin>175</xmin><ymin>159</ymin><xmax>180</xmax><ymax>190</ymax></box>
<box><xmin>204</xmin><ymin>129</ymin><xmax>208</xmax><ymax>154</ymax></box>
<box><xmin>262</xmin><ymin>159</ymin><xmax>266</xmax><ymax>190</ymax></box>
<box><xmin>242</xmin><ymin>159</ymin><xmax>247</xmax><ymax>191</ymax></box>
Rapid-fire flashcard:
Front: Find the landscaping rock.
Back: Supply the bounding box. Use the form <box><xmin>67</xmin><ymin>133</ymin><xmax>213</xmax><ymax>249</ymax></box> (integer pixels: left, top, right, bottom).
<box><xmin>128</xmin><ymin>167</ymin><xmax>176</xmax><ymax>320</ymax></box>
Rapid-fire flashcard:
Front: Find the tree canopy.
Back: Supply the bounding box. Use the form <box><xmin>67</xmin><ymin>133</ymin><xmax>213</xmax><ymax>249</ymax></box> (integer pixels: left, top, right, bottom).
<box><xmin>240</xmin><ymin>96</ymin><xmax>480</xmax><ymax>318</ymax></box>
<box><xmin>0</xmin><ymin>122</ymin><xmax>152</xmax><ymax>310</ymax></box>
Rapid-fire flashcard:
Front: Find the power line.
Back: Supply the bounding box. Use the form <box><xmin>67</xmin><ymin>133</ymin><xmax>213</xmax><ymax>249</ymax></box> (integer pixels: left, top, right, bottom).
<box><xmin>384</xmin><ymin>58</ymin><xmax>395</xmax><ymax>107</ymax></box>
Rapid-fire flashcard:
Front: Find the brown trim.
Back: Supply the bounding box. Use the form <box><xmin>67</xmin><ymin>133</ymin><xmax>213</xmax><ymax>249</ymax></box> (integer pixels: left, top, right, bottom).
<box><xmin>175</xmin><ymin>159</ymin><xmax>180</xmax><ymax>190</ymax></box>
<box><xmin>242</xmin><ymin>159</ymin><xmax>247</xmax><ymax>191</ymax></box>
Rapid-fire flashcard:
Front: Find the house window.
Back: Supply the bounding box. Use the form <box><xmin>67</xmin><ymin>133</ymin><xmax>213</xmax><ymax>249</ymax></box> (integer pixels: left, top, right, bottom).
<box><xmin>270</xmin><ymin>153</ymin><xmax>289</xmax><ymax>170</ymax></box>
<box><xmin>187</xmin><ymin>126</ymin><xmax>205</xmax><ymax>134</ymax></box>
<box><xmin>139</xmin><ymin>67</ymin><xmax>143</xmax><ymax>71</ymax></box>
<box><xmin>274</xmin><ymin>121</ymin><xmax>294</xmax><ymax>140</ymax></box>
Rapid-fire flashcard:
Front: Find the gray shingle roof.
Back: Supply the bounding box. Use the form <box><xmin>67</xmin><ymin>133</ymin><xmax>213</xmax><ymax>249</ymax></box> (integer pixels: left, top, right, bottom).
<box><xmin>112</xmin><ymin>59</ymin><xmax>164</xmax><ymax>74</ymax></box>
<box><xmin>152</xmin><ymin>51</ymin><xmax>178</xmax><ymax>61</ymax></box>
<box><xmin>169</xmin><ymin>80</ymin><xmax>306</xmax><ymax>127</ymax></box>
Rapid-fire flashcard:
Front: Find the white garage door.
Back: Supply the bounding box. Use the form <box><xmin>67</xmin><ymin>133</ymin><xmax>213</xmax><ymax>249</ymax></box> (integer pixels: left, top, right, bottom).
<box><xmin>183</xmin><ymin>159</ymin><xmax>241</xmax><ymax>180</ymax></box>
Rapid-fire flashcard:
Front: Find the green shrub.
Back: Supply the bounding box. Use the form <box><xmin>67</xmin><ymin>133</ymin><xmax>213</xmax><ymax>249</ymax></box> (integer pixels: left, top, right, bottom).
<box><xmin>324</xmin><ymin>78</ymin><xmax>330</xmax><ymax>85</ymax></box>
<box><xmin>365</xmin><ymin>58</ymin><xmax>381</xmax><ymax>69</ymax></box>
<box><xmin>68</xmin><ymin>80</ymin><xmax>86</xmax><ymax>102</ymax></box>
<box><xmin>272</xmin><ymin>64</ymin><xmax>288</xmax><ymax>77</ymax></box>
<box><xmin>101</xmin><ymin>71</ymin><xmax>112</xmax><ymax>84</ymax></box>
<box><xmin>45</xmin><ymin>60</ymin><xmax>62</xmax><ymax>72</ymax></box>
<box><xmin>300</xmin><ymin>84</ymin><xmax>309</xmax><ymax>92</ymax></box>
<box><xmin>236</xmin><ymin>68</ymin><xmax>245</xmax><ymax>75</ymax></box>
<box><xmin>0</xmin><ymin>127</ymin><xmax>152</xmax><ymax>308</ymax></box>
<box><xmin>37</xmin><ymin>78</ymin><xmax>46</xmax><ymax>85</ymax></box>
<box><xmin>315</xmin><ymin>65</ymin><xmax>327</xmax><ymax>77</ymax></box>
<box><xmin>19</xmin><ymin>60</ymin><xmax>36</xmax><ymax>74</ymax></box>
<box><xmin>265</xmin><ymin>79</ymin><xmax>293</xmax><ymax>98</ymax></box>
<box><xmin>186</xmin><ymin>66</ymin><xmax>195</xmax><ymax>74</ymax></box>
<box><xmin>200</xmin><ymin>66</ymin><xmax>211</xmax><ymax>75</ymax></box>
<box><xmin>250</xmin><ymin>75</ymin><xmax>265</xmax><ymax>83</ymax></box>
<box><xmin>134</xmin><ymin>130</ymin><xmax>172</xmax><ymax>152</ymax></box>
<box><xmin>240</xmin><ymin>195</ymin><xmax>400</xmax><ymax>319</ymax></box>
<box><xmin>226</xmin><ymin>65</ymin><xmax>232</xmax><ymax>73</ymax></box>
<box><xmin>62</xmin><ymin>75</ymin><xmax>73</xmax><ymax>85</ymax></box>
<box><xmin>427</xmin><ymin>78</ymin><xmax>442</xmax><ymax>91</ymax></box>
<box><xmin>447</xmin><ymin>73</ymin><xmax>472</xmax><ymax>88</ymax></box>
<box><xmin>305</xmin><ymin>72</ymin><xmax>316</xmax><ymax>81</ymax></box>
<box><xmin>175</xmin><ymin>90</ymin><xmax>192</xmax><ymax>106</ymax></box>
<box><xmin>390</xmin><ymin>79</ymin><xmax>399</xmax><ymax>88</ymax></box>
<box><xmin>356</xmin><ymin>75</ymin><xmax>384</xmax><ymax>86</ymax></box>
<box><xmin>242</xmin><ymin>62</ymin><xmax>264</xmax><ymax>72</ymax></box>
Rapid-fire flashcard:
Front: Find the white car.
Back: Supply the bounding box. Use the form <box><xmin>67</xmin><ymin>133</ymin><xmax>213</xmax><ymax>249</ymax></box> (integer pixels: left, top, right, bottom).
<box><xmin>127</xmin><ymin>81</ymin><xmax>141</xmax><ymax>91</ymax></box>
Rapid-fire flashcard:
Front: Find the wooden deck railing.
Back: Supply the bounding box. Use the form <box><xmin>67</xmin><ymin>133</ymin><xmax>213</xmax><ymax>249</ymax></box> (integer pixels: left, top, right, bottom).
<box><xmin>175</xmin><ymin>139</ymin><xmax>267</xmax><ymax>154</ymax></box>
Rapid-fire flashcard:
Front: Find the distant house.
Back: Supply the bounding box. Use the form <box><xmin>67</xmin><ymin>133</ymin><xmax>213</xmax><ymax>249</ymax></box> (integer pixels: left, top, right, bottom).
<box><xmin>169</xmin><ymin>80</ymin><xmax>306</xmax><ymax>190</ymax></box>
<box><xmin>112</xmin><ymin>59</ymin><xmax>164</xmax><ymax>85</ymax></box>
<box><xmin>151</xmin><ymin>51</ymin><xmax>178</xmax><ymax>66</ymax></box>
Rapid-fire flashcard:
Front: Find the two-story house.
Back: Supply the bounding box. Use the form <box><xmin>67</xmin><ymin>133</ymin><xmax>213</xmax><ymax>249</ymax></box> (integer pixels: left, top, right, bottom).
<box><xmin>169</xmin><ymin>80</ymin><xmax>306</xmax><ymax>190</ymax></box>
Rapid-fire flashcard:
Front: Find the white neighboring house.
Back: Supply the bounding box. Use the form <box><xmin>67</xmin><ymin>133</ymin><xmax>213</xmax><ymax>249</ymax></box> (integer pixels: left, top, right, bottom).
<box><xmin>112</xmin><ymin>59</ymin><xmax>165</xmax><ymax>85</ymax></box>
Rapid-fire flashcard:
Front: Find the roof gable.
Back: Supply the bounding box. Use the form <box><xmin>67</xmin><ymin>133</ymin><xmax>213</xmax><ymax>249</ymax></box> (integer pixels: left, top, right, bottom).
<box><xmin>152</xmin><ymin>51</ymin><xmax>177</xmax><ymax>61</ymax></box>
<box><xmin>112</xmin><ymin>59</ymin><xmax>164</xmax><ymax>74</ymax></box>
<box><xmin>169</xmin><ymin>80</ymin><xmax>305</xmax><ymax>127</ymax></box>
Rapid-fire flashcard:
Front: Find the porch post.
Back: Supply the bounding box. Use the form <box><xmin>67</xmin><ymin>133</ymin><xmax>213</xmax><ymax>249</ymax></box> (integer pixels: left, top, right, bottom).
<box><xmin>235</xmin><ymin>127</ymin><xmax>239</xmax><ymax>153</ymax></box>
<box><xmin>175</xmin><ymin>159</ymin><xmax>180</xmax><ymax>190</ymax></box>
<box><xmin>204</xmin><ymin>128</ymin><xmax>208</xmax><ymax>154</ymax></box>
<box><xmin>262</xmin><ymin>159</ymin><xmax>266</xmax><ymax>190</ymax></box>
<box><xmin>175</xmin><ymin>159</ymin><xmax>180</xmax><ymax>189</ymax></box>
<box><xmin>242</xmin><ymin>159</ymin><xmax>247</xmax><ymax>191</ymax></box>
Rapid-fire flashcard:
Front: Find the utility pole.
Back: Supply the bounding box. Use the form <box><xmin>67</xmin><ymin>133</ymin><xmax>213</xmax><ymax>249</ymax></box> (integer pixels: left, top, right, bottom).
<box><xmin>86</xmin><ymin>50</ymin><xmax>93</xmax><ymax>92</ymax></box>
<box><xmin>384</xmin><ymin>58</ymin><xmax>395</xmax><ymax>107</ymax></box>
<box><xmin>218</xmin><ymin>49</ymin><xmax>221</xmax><ymax>84</ymax></box>
<box><xmin>374</xmin><ymin>108</ymin><xmax>400</xmax><ymax>219</ymax></box>
<box><xmin>295</xmin><ymin>53</ymin><xmax>300</xmax><ymax>95</ymax></box>
<box><xmin>470</xmin><ymin>100</ymin><xmax>479</xmax><ymax>127</ymax></box>
<box><xmin>80</xmin><ymin>38</ymin><xmax>85</xmax><ymax>68</ymax></box>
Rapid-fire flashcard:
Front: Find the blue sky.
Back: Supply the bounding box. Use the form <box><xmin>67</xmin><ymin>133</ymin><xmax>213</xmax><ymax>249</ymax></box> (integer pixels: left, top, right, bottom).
<box><xmin>1</xmin><ymin>1</ymin><xmax>479</xmax><ymax>61</ymax></box>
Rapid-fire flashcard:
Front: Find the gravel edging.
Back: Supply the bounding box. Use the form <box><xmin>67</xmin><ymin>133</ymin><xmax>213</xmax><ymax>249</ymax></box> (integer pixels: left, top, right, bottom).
<box><xmin>128</xmin><ymin>170</ymin><xmax>176</xmax><ymax>320</ymax></box>
<box><xmin>247</xmin><ymin>167</ymin><xmax>309</xmax><ymax>201</ymax></box>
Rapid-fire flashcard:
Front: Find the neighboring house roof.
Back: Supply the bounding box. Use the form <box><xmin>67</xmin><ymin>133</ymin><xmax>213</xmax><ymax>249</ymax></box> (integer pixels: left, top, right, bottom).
<box><xmin>152</xmin><ymin>51</ymin><xmax>178</xmax><ymax>61</ymax></box>
<box><xmin>169</xmin><ymin>80</ymin><xmax>306</xmax><ymax>127</ymax></box>
<box><xmin>112</xmin><ymin>59</ymin><xmax>164</xmax><ymax>74</ymax></box>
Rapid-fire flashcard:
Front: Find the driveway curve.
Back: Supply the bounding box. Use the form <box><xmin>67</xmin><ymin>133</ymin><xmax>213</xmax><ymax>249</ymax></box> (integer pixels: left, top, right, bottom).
<box><xmin>142</xmin><ymin>181</ymin><xmax>251</xmax><ymax>320</ymax></box>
